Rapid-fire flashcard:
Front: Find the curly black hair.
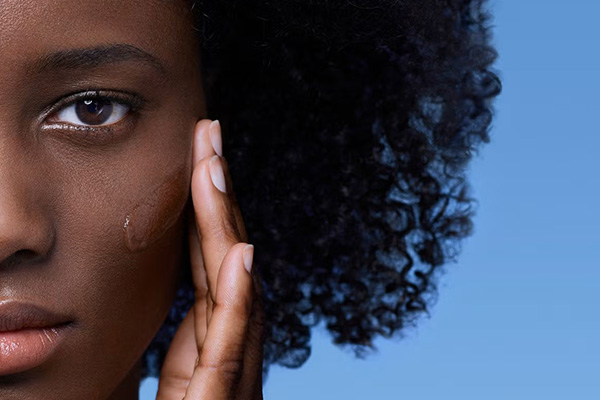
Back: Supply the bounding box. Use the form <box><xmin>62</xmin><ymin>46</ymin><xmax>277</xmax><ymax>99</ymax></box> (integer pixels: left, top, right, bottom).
<box><xmin>142</xmin><ymin>0</ymin><xmax>501</xmax><ymax>377</ymax></box>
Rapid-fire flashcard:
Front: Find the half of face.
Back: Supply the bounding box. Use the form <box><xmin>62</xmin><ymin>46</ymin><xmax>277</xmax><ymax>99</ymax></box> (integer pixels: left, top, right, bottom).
<box><xmin>0</xmin><ymin>0</ymin><xmax>204</xmax><ymax>398</ymax></box>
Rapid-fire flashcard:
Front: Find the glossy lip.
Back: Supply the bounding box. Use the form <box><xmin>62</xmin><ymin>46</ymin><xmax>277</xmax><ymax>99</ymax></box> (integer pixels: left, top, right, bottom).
<box><xmin>0</xmin><ymin>299</ymin><xmax>73</xmax><ymax>376</ymax></box>
<box><xmin>0</xmin><ymin>300</ymin><xmax>71</xmax><ymax>332</ymax></box>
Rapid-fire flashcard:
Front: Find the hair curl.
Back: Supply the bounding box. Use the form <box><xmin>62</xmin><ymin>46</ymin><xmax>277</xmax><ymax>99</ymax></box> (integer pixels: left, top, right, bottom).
<box><xmin>142</xmin><ymin>0</ymin><xmax>501</xmax><ymax>377</ymax></box>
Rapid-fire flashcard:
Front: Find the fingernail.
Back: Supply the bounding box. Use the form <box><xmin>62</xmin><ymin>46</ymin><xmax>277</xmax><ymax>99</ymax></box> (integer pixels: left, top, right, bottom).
<box><xmin>243</xmin><ymin>244</ymin><xmax>254</xmax><ymax>274</ymax></box>
<box><xmin>209</xmin><ymin>120</ymin><xmax>223</xmax><ymax>156</ymax></box>
<box><xmin>209</xmin><ymin>155</ymin><xmax>227</xmax><ymax>193</ymax></box>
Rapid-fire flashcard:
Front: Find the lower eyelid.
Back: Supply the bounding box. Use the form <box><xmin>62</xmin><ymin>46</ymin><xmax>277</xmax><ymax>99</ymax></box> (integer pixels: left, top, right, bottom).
<box><xmin>40</xmin><ymin>113</ymin><xmax>138</xmax><ymax>145</ymax></box>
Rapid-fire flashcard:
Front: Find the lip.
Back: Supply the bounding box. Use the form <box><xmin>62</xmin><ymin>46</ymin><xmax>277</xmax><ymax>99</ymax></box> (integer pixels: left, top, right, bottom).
<box><xmin>0</xmin><ymin>300</ymin><xmax>73</xmax><ymax>376</ymax></box>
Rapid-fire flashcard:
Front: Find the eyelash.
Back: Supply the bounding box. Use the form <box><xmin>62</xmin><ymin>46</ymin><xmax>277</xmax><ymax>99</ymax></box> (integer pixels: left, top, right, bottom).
<box><xmin>42</xmin><ymin>90</ymin><xmax>146</xmax><ymax>138</ymax></box>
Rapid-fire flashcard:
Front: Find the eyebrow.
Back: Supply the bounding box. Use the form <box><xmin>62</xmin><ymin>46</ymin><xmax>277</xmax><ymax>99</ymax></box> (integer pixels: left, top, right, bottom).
<box><xmin>33</xmin><ymin>44</ymin><xmax>166</xmax><ymax>75</ymax></box>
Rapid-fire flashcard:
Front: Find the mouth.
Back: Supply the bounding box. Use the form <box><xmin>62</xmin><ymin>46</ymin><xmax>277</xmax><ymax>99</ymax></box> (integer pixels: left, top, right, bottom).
<box><xmin>0</xmin><ymin>299</ymin><xmax>73</xmax><ymax>376</ymax></box>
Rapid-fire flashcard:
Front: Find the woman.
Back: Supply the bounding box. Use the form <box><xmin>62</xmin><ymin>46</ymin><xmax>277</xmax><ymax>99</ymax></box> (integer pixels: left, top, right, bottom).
<box><xmin>0</xmin><ymin>0</ymin><xmax>500</xmax><ymax>399</ymax></box>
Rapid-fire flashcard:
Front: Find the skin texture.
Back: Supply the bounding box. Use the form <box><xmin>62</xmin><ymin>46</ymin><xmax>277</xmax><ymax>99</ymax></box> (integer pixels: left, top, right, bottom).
<box><xmin>124</xmin><ymin>164</ymin><xmax>190</xmax><ymax>253</ymax></box>
<box><xmin>0</xmin><ymin>1</ymin><xmax>263</xmax><ymax>399</ymax></box>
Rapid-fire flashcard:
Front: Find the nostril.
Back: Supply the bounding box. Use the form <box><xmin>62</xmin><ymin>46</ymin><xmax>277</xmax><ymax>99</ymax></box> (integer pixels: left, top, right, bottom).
<box><xmin>13</xmin><ymin>249</ymin><xmax>38</xmax><ymax>260</ymax></box>
<box><xmin>0</xmin><ymin>249</ymin><xmax>41</xmax><ymax>269</ymax></box>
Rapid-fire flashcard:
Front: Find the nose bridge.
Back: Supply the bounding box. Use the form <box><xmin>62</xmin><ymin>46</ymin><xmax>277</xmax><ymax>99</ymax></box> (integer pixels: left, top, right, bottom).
<box><xmin>0</xmin><ymin>137</ymin><xmax>54</xmax><ymax>264</ymax></box>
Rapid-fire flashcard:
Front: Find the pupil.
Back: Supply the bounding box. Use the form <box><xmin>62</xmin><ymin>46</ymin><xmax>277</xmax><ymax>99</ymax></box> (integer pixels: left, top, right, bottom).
<box><xmin>75</xmin><ymin>98</ymin><xmax>113</xmax><ymax>125</ymax></box>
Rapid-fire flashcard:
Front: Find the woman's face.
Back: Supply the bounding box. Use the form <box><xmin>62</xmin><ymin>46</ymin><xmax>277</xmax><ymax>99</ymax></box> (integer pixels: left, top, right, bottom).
<box><xmin>0</xmin><ymin>1</ymin><xmax>203</xmax><ymax>398</ymax></box>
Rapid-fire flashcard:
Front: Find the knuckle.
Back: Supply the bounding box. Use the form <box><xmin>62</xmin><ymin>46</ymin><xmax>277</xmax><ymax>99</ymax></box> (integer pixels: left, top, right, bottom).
<box><xmin>221</xmin><ymin>214</ymin><xmax>241</xmax><ymax>241</ymax></box>
<box><xmin>248</xmin><ymin>316</ymin><xmax>265</xmax><ymax>344</ymax></box>
<box><xmin>158</xmin><ymin>374</ymin><xmax>191</xmax><ymax>394</ymax></box>
<box><xmin>250</xmin><ymin>305</ymin><xmax>266</xmax><ymax>337</ymax></box>
<box><xmin>213</xmin><ymin>297</ymin><xmax>250</xmax><ymax>319</ymax></box>
<box><xmin>200</xmin><ymin>222</ymin><xmax>238</xmax><ymax>253</ymax></box>
<box><xmin>193</xmin><ymin>287</ymin><xmax>208</xmax><ymax>303</ymax></box>
<box><xmin>204</xmin><ymin>210</ymin><xmax>240</xmax><ymax>245</ymax></box>
<box><xmin>199</xmin><ymin>357</ymin><xmax>243</xmax><ymax>384</ymax></box>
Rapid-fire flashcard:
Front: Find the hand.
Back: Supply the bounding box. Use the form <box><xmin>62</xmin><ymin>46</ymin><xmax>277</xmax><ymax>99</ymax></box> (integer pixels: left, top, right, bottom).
<box><xmin>156</xmin><ymin>119</ymin><xmax>264</xmax><ymax>400</ymax></box>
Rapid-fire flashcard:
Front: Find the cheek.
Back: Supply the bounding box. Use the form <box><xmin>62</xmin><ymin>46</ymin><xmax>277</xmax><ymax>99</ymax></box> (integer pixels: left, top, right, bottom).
<box><xmin>123</xmin><ymin>162</ymin><xmax>191</xmax><ymax>253</ymax></box>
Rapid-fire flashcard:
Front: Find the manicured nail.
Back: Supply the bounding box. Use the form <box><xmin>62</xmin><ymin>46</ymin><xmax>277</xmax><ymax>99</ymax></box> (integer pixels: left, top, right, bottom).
<box><xmin>209</xmin><ymin>155</ymin><xmax>227</xmax><ymax>193</ymax></box>
<box><xmin>243</xmin><ymin>244</ymin><xmax>254</xmax><ymax>274</ymax></box>
<box><xmin>209</xmin><ymin>120</ymin><xmax>223</xmax><ymax>156</ymax></box>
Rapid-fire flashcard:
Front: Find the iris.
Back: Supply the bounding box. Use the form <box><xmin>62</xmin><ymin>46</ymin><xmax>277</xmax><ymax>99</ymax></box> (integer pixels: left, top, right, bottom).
<box><xmin>75</xmin><ymin>99</ymin><xmax>114</xmax><ymax>125</ymax></box>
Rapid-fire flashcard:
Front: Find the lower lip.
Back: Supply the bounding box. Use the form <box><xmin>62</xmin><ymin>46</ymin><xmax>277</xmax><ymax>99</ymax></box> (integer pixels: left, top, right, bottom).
<box><xmin>0</xmin><ymin>325</ymin><xmax>69</xmax><ymax>376</ymax></box>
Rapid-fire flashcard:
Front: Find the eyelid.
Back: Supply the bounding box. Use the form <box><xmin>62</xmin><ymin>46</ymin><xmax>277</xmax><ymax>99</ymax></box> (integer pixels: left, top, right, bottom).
<box><xmin>39</xmin><ymin>89</ymin><xmax>147</xmax><ymax>144</ymax></box>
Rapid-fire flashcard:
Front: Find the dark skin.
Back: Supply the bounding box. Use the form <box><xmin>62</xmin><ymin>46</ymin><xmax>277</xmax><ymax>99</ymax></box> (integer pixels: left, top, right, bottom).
<box><xmin>0</xmin><ymin>1</ymin><xmax>263</xmax><ymax>399</ymax></box>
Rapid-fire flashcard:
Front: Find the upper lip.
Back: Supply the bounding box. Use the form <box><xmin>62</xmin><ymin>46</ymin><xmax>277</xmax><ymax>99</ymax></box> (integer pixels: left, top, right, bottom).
<box><xmin>0</xmin><ymin>299</ymin><xmax>72</xmax><ymax>332</ymax></box>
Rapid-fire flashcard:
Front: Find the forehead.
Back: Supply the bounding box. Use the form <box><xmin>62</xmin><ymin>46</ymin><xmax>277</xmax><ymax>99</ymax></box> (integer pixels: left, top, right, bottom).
<box><xmin>0</xmin><ymin>0</ymin><xmax>196</xmax><ymax>70</ymax></box>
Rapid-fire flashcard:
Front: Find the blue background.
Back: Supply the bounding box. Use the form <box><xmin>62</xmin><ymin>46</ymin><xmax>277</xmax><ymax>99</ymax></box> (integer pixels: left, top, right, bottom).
<box><xmin>141</xmin><ymin>1</ymin><xmax>600</xmax><ymax>398</ymax></box>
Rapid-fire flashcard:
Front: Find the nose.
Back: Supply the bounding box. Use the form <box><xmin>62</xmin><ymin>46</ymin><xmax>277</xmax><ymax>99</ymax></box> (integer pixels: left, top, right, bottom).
<box><xmin>0</xmin><ymin>143</ymin><xmax>54</xmax><ymax>267</ymax></box>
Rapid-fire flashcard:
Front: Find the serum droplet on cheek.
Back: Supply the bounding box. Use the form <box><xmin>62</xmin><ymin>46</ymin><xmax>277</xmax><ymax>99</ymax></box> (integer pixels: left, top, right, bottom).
<box><xmin>123</xmin><ymin>166</ymin><xmax>190</xmax><ymax>253</ymax></box>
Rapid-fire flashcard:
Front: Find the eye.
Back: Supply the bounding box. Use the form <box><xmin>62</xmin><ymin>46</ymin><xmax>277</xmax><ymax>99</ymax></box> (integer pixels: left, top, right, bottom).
<box><xmin>54</xmin><ymin>97</ymin><xmax>130</xmax><ymax>127</ymax></box>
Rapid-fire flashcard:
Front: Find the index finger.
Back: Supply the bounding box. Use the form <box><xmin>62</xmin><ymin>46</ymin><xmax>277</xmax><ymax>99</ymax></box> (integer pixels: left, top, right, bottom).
<box><xmin>191</xmin><ymin>120</ymin><xmax>243</xmax><ymax>298</ymax></box>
